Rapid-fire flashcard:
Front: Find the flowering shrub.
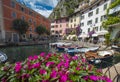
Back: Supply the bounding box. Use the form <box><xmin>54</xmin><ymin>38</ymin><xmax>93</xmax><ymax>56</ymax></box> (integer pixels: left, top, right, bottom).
<box><xmin>0</xmin><ymin>53</ymin><xmax>112</xmax><ymax>82</ymax></box>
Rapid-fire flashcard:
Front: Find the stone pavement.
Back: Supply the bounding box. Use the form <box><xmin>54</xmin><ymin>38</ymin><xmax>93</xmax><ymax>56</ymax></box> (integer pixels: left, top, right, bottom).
<box><xmin>102</xmin><ymin>62</ymin><xmax>120</xmax><ymax>82</ymax></box>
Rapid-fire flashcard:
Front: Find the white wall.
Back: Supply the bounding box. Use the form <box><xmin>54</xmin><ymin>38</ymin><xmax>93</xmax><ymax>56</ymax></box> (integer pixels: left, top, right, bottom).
<box><xmin>80</xmin><ymin>0</ymin><xmax>111</xmax><ymax>34</ymax></box>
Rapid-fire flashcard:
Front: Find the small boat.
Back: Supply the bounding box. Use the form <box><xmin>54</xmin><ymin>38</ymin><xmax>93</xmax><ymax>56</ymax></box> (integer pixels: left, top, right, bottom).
<box><xmin>0</xmin><ymin>51</ymin><xmax>7</xmax><ymax>63</ymax></box>
<box><xmin>85</xmin><ymin>50</ymin><xmax>114</xmax><ymax>64</ymax></box>
<box><xmin>67</xmin><ymin>46</ymin><xmax>99</xmax><ymax>56</ymax></box>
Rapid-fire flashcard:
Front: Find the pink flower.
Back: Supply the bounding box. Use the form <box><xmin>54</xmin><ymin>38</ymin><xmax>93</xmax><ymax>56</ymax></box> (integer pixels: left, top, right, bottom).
<box><xmin>40</xmin><ymin>52</ymin><xmax>45</xmax><ymax>57</ymax></box>
<box><xmin>33</xmin><ymin>55</ymin><xmax>38</xmax><ymax>60</ymax></box>
<box><xmin>64</xmin><ymin>61</ymin><xmax>69</xmax><ymax>68</ymax></box>
<box><xmin>42</xmin><ymin>80</ymin><xmax>49</xmax><ymax>82</ymax></box>
<box><xmin>32</xmin><ymin>62</ymin><xmax>41</xmax><ymax>68</ymax></box>
<box><xmin>46</xmin><ymin>61</ymin><xmax>54</xmax><ymax>67</ymax></box>
<box><xmin>39</xmin><ymin>69</ymin><xmax>46</xmax><ymax>75</ymax></box>
<box><xmin>28</xmin><ymin>56</ymin><xmax>33</xmax><ymax>61</ymax></box>
<box><xmin>82</xmin><ymin>58</ymin><xmax>86</xmax><ymax>63</ymax></box>
<box><xmin>72</xmin><ymin>56</ymin><xmax>78</xmax><ymax>60</ymax></box>
<box><xmin>1</xmin><ymin>78</ymin><xmax>6</xmax><ymax>82</ymax></box>
<box><xmin>82</xmin><ymin>76</ymin><xmax>89</xmax><ymax>80</ymax></box>
<box><xmin>101</xmin><ymin>76</ymin><xmax>112</xmax><ymax>82</ymax></box>
<box><xmin>22</xmin><ymin>73</ymin><xmax>30</xmax><ymax>79</ymax></box>
<box><xmin>57</xmin><ymin>62</ymin><xmax>63</xmax><ymax>69</ymax></box>
<box><xmin>89</xmin><ymin>75</ymin><xmax>99</xmax><ymax>81</ymax></box>
<box><xmin>14</xmin><ymin>62</ymin><xmax>22</xmax><ymax>73</ymax></box>
<box><xmin>50</xmin><ymin>70</ymin><xmax>57</xmax><ymax>78</ymax></box>
<box><xmin>60</xmin><ymin>74</ymin><xmax>68</xmax><ymax>82</ymax></box>
<box><xmin>76</xmin><ymin>66</ymin><xmax>80</xmax><ymax>70</ymax></box>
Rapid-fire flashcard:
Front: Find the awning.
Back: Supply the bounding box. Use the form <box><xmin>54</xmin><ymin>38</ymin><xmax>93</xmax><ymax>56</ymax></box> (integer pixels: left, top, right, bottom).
<box><xmin>92</xmin><ymin>33</ymin><xmax>98</xmax><ymax>37</ymax></box>
<box><xmin>78</xmin><ymin>34</ymin><xmax>89</xmax><ymax>38</ymax></box>
<box><xmin>96</xmin><ymin>30</ymin><xmax>108</xmax><ymax>35</ymax></box>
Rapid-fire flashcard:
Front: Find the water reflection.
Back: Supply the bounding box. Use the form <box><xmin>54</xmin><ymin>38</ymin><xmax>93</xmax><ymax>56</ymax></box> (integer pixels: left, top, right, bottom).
<box><xmin>0</xmin><ymin>45</ymin><xmax>49</xmax><ymax>63</ymax></box>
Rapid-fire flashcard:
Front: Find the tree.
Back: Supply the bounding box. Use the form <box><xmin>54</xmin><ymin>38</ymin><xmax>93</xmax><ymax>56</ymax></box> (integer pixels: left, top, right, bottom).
<box><xmin>36</xmin><ymin>24</ymin><xmax>47</xmax><ymax>35</ymax></box>
<box><xmin>12</xmin><ymin>19</ymin><xmax>29</xmax><ymax>41</ymax></box>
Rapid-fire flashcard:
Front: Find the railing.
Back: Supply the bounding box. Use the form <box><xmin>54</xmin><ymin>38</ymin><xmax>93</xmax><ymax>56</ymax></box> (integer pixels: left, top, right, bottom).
<box><xmin>94</xmin><ymin>59</ymin><xmax>120</xmax><ymax>82</ymax></box>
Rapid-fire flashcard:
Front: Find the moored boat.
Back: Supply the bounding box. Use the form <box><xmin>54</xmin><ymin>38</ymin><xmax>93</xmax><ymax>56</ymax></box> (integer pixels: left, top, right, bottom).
<box><xmin>0</xmin><ymin>51</ymin><xmax>7</xmax><ymax>63</ymax></box>
<box><xmin>85</xmin><ymin>50</ymin><xmax>114</xmax><ymax>64</ymax></box>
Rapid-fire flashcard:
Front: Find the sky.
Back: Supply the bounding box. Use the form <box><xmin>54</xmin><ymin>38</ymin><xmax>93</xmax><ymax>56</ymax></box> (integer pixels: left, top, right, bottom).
<box><xmin>17</xmin><ymin>0</ymin><xmax>59</xmax><ymax>18</ymax></box>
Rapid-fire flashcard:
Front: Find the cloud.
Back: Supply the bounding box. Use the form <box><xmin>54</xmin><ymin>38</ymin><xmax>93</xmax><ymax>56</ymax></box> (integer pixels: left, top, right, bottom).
<box><xmin>17</xmin><ymin>0</ymin><xmax>58</xmax><ymax>17</ymax></box>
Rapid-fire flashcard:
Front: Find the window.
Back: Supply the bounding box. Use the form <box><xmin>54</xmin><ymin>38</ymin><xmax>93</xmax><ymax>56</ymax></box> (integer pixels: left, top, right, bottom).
<box><xmin>103</xmin><ymin>4</ymin><xmax>107</xmax><ymax>10</ymax></box>
<box><xmin>11</xmin><ymin>12</ymin><xmax>16</xmax><ymax>18</ymax></box>
<box><xmin>56</xmin><ymin>25</ymin><xmax>58</xmax><ymax>28</ymax></box>
<box><xmin>81</xmin><ymin>23</ymin><xmax>84</xmax><ymax>27</ymax></box>
<box><xmin>71</xmin><ymin>25</ymin><xmax>72</xmax><ymax>28</ymax></box>
<box><xmin>29</xmin><ymin>11</ymin><xmax>33</xmax><ymax>15</ymax></box>
<box><xmin>11</xmin><ymin>1</ymin><xmax>15</xmax><ymax>8</ymax></box>
<box><xmin>21</xmin><ymin>16</ymin><xmax>25</xmax><ymax>20</ymax></box>
<box><xmin>59</xmin><ymin>30</ymin><xmax>62</xmax><ymax>33</ymax></box>
<box><xmin>29</xmin><ymin>19</ymin><xmax>32</xmax><ymax>24</ymax></box>
<box><xmin>71</xmin><ymin>19</ymin><xmax>73</xmax><ymax>22</ymax></box>
<box><xmin>51</xmin><ymin>30</ymin><xmax>54</xmax><ymax>33</ymax></box>
<box><xmin>29</xmin><ymin>27</ymin><xmax>32</xmax><ymax>31</ymax></box>
<box><xmin>100</xmin><ymin>26</ymin><xmax>104</xmax><ymax>31</ymax></box>
<box><xmin>74</xmin><ymin>19</ymin><xmax>76</xmax><ymax>22</ymax></box>
<box><xmin>66</xmin><ymin>24</ymin><xmax>68</xmax><ymax>27</ymax></box>
<box><xmin>81</xmin><ymin>15</ymin><xmax>84</xmax><ymax>20</ymax></box>
<box><xmin>74</xmin><ymin>24</ymin><xmax>76</xmax><ymax>27</ymax></box>
<box><xmin>29</xmin><ymin>34</ymin><xmax>32</xmax><ymax>38</ymax></box>
<box><xmin>60</xmin><ymin>24</ymin><xmax>62</xmax><ymax>27</ymax></box>
<box><xmin>96</xmin><ymin>8</ymin><xmax>99</xmax><ymax>14</ymax></box>
<box><xmin>87</xmin><ymin>20</ymin><xmax>92</xmax><ymax>25</ymax></box>
<box><xmin>101</xmin><ymin>15</ymin><xmax>107</xmax><ymax>21</ymax></box>
<box><xmin>88</xmin><ymin>28</ymin><xmax>90</xmax><ymax>32</ymax></box>
<box><xmin>51</xmin><ymin>26</ymin><xmax>54</xmax><ymax>28</ymax></box>
<box><xmin>33</xmin><ymin>21</ymin><xmax>36</xmax><ymax>27</ymax></box>
<box><xmin>20</xmin><ymin>7</ymin><xmax>25</xmax><ymax>12</ymax></box>
<box><xmin>95</xmin><ymin>18</ymin><xmax>98</xmax><ymax>23</ymax></box>
<box><xmin>88</xmin><ymin>12</ymin><xmax>93</xmax><ymax>17</ymax></box>
<box><xmin>95</xmin><ymin>27</ymin><xmax>98</xmax><ymax>31</ymax></box>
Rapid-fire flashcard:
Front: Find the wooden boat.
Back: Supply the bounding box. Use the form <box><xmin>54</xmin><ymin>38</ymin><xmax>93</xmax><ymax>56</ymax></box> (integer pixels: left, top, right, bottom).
<box><xmin>85</xmin><ymin>50</ymin><xmax>114</xmax><ymax>64</ymax></box>
<box><xmin>0</xmin><ymin>51</ymin><xmax>7</xmax><ymax>63</ymax></box>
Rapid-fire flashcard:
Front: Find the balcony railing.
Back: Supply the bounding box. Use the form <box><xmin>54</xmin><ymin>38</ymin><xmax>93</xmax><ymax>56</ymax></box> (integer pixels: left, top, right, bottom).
<box><xmin>109</xmin><ymin>5</ymin><xmax>120</xmax><ymax>14</ymax></box>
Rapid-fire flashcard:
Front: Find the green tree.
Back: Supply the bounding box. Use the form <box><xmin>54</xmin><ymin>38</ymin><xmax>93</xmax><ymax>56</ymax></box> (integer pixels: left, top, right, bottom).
<box><xmin>36</xmin><ymin>24</ymin><xmax>47</xmax><ymax>35</ymax></box>
<box><xmin>12</xmin><ymin>19</ymin><xmax>29</xmax><ymax>40</ymax></box>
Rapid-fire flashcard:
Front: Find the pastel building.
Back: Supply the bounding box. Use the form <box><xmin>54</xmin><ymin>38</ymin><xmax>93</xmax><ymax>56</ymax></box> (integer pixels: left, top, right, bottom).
<box><xmin>0</xmin><ymin>0</ymin><xmax>50</xmax><ymax>42</ymax></box>
<box><xmin>51</xmin><ymin>17</ymin><xmax>69</xmax><ymax>37</ymax></box>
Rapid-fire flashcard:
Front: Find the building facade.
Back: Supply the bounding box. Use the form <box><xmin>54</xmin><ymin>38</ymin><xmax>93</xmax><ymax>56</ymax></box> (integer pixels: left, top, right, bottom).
<box><xmin>0</xmin><ymin>0</ymin><xmax>50</xmax><ymax>42</ymax></box>
<box><xmin>51</xmin><ymin>17</ymin><xmax>69</xmax><ymax>37</ymax></box>
<box><xmin>68</xmin><ymin>12</ymin><xmax>80</xmax><ymax>30</ymax></box>
<box><xmin>79</xmin><ymin>0</ymin><xmax>111</xmax><ymax>36</ymax></box>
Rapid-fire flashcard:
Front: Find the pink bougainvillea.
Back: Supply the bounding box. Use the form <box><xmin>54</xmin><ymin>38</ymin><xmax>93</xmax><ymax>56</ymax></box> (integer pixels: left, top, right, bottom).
<box><xmin>0</xmin><ymin>53</ymin><xmax>112</xmax><ymax>82</ymax></box>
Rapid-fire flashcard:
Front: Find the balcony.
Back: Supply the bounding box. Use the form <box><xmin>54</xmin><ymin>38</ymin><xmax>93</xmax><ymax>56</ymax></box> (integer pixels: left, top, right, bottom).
<box><xmin>109</xmin><ymin>5</ymin><xmax>120</xmax><ymax>14</ymax></box>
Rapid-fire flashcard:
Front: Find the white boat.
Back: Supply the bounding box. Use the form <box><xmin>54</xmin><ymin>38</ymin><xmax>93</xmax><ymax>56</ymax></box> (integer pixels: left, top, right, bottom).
<box><xmin>85</xmin><ymin>50</ymin><xmax>114</xmax><ymax>64</ymax></box>
<box><xmin>0</xmin><ymin>51</ymin><xmax>7</xmax><ymax>63</ymax></box>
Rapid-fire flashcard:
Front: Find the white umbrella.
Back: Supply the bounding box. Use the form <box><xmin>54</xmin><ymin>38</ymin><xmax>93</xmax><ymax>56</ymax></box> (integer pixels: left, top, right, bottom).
<box><xmin>92</xmin><ymin>33</ymin><xmax>98</xmax><ymax>37</ymax></box>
